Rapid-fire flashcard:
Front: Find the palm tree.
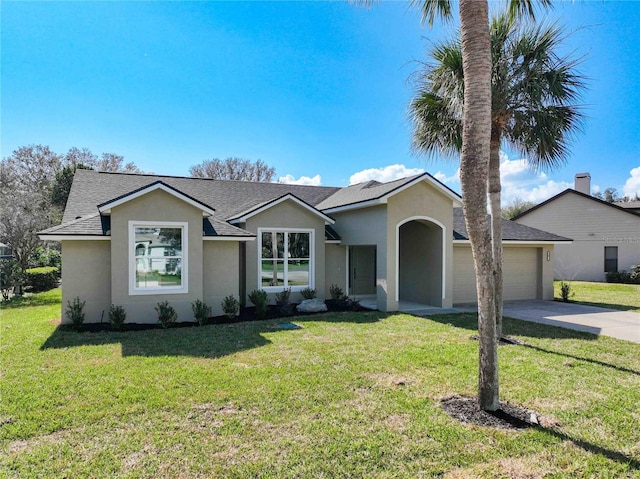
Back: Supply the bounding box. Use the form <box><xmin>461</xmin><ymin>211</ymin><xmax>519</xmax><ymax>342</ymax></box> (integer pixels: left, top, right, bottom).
<box><xmin>410</xmin><ymin>12</ymin><xmax>584</xmax><ymax>342</ymax></box>
<box><xmin>361</xmin><ymin>0</ymin><xmax>551</xmax><ymax>411</ymax></box>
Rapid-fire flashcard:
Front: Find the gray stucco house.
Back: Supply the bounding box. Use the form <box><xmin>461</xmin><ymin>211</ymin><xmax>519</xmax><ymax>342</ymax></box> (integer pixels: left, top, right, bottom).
<box><xmin>40</xmin><ymin>169</ymin><xmax>569</xmax><ymax>323</ymax></box>
<box><xmin>513</xmin><ymin>173</ymin><xmax>640</xmax><ymax>282</ymax></box>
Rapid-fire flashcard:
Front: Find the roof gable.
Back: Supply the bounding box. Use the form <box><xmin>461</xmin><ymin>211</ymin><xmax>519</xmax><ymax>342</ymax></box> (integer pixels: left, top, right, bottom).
<box><xmin>97</xmin><ymin>181</ymin><xmax>216</xmax><ymax>216</ymax></box>
<box><xmin>513</xmin><ymin>189</ymin><xmax>640</xmax><ymax>221</ymax></box>
<box><xmin>317</xmin><ymin>173</ymin><xmax>462</xmax><ymax>212</ymax></box>
<box><xmin>228</xmin><ymin>193</ymin><xmax>335</xmax><ymax>225</ymax></box>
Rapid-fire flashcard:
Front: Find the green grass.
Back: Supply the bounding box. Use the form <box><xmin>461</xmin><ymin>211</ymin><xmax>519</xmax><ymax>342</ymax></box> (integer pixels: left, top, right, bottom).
<box><xmin>1</xmin><ymin>289</ymin><xmax>639</xmax><ymax>478</ymax></box>
<box><xmin>555</xmin><ymin>280</ymin><xmax>640</xmax><ymax>312</ymax></box>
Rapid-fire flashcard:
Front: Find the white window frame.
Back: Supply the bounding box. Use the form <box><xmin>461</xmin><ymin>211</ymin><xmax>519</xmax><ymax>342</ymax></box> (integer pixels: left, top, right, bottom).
<box><xmin>257</xmin><ymin>227</ymin><xmax>314</xmax><ymax>292</ymax></box>
<box><xmin>129</xmin><ymin>220</ymin><xmax>188</xmax><ymax>295</ymax></box>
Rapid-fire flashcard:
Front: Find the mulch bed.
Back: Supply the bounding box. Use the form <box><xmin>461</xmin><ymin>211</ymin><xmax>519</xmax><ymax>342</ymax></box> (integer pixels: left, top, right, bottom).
<box><xmin>441</xmin><ymin>395</ymin><xmax>540</xmax><ymax>430</ymax></box>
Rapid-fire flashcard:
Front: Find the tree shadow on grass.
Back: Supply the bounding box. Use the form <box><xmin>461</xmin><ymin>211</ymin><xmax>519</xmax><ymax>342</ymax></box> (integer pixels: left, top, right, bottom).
<box><xmin>564</xmin><ymin>299</ymin><xmax>639</xmax><ymax>312</ymax></box>
<box><xmin>40</xmin><ymin>320</ymin><xmax>284</xmax><ymax>359</ymax></box>
<box><xmin>426</xmin><ymin>313</ymin><xmax>639</xmax><ymax>376</ymax></box>
<box><xmin>427</xmin><ymin>312</ymin><xmax>597</xmax><ymax>340</ymax></box>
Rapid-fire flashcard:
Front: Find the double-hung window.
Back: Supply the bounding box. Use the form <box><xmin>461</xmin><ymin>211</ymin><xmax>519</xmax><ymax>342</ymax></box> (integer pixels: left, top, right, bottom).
<box><xmin>129</xmin><ymin>221</ymin><xmax>188</xmax><ymax>294</ymax></box>
<box><xmin>604</xmin><ymin>246</ymin><xmax>618</xmax><ymax>273</ymax></box>
<box><xmin>259</xmin><ymin>229</ymin><xmax>313</xmax><ymax>290</ymax></box>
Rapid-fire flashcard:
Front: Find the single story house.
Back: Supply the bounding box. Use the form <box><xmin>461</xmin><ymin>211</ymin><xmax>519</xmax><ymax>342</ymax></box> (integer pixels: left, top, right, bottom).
<box><xmin>513</xmin><ymin>173</ymin><xmax>640</xmax><ymax>281</ymax></box>
<box><xmin>40</xmin><ymin>169</ymin><xmax>570</xmax><ymax>323</ymax></box>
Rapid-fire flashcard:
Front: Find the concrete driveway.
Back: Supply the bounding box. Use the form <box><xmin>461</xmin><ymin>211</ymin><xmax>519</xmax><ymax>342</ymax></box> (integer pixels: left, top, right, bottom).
<box><xmin>500</xmin><ymin>300</ymin><xmax>640</xmax><ymax>343</ymax></box>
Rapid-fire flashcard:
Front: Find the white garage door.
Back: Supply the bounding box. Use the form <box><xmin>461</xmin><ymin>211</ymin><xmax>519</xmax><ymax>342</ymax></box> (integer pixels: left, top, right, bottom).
<box><xmin>453</xmin><ymin>246</ymin><xmax>539</xmax><ymax>304</ymax></box>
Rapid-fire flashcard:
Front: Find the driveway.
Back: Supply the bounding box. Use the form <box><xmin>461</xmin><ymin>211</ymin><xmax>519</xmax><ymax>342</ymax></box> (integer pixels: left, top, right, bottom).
<box><xmin>499</xmin><ymin>300</ymin><xmax>640</xmax><ymax>343</ymax></box>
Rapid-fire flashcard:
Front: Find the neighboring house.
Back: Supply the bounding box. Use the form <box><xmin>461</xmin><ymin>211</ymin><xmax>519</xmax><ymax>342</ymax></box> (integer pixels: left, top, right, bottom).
<box><xmin>0</xmin><ymin>243</ymin><xmax>12</xmax><ymax>259</ymax></box>
<box><xmin>40</xmin><ymin>169</ymin><xmax>569</xmax><ymax>323</ymax></box>
<box><xmin>616</xmin><ymin>200</ymin><xmax>640</xmax><ymax>214</ymax></box>
<box><xmin>513</xmin><ymin>173</ymin><xmax>640</xmax><ymax>282</ymax></box>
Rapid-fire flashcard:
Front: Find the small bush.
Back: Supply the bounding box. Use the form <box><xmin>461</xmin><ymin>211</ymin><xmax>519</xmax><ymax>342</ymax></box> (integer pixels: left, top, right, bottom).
<box><xmin>300</xmin><ymin>287</ymin><xmax>317</xmax><ymax>300</ymax></box>
<box><xmin>66</xmin><ymin>297</ymin><xmax>86</xmax><ymax>331</ymax></box>
<box><xmin>24</xmin><ymin>266</ymin><xmax>59</xmax><ymax>292</ymax></box>
<box><xmin>559</xmin><ymin>281</ymin><xmax>574</xmax><ymax>302</ymax></box>
<box><xmin>248</xmin><ymin>289</ymin><xmax>269</xmax><ymax>320</ymax></box>
<box><xmin>221</xmin><ymin>295</ymin><xmax>240</xmax><ymax>319</ymax></box>
<box><xmin>191</xmin><ymin>299</ymin><xmax>211</xmax><ymax>326</ymax></box>
<box><xmin>155</xmin><ymin>300</ymin><xmax>178</xmax><ymax>328</ymax></box>
<box><xmin>329</xmin><ymin>284</ymin><xmax>345</xmax><ymax>300</ymax></box>
<box><xmin>275</xmin><ymin>287</ymin><xmax>294</xmax><ymax>315</ymax></box>
<box><xmin>1</xmin><ymin>259</ymin><xmax>21</xmax><ymax>301</ymax></box>
<box><xmin>108</xmin><ymin>304</ymin><xmax>127</xmax><ymax>330</ymax></box>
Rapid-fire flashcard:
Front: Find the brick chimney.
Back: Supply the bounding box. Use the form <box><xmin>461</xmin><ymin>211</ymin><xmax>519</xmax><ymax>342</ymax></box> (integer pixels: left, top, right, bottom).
<box><xmin>574</xmin><ymin>172</ymin><xmax>591</xmax><ymax>195</ymax></box>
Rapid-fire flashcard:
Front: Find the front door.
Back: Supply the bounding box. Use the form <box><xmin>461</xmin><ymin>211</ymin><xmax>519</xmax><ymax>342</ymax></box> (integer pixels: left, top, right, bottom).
<box><xmin>350</xmin><ymin>246</ymin><xmax>376</xmax><ymax>295</ymax></box>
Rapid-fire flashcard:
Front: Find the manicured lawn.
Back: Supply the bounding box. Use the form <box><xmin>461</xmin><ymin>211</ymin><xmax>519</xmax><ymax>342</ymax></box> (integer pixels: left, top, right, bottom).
<box><xmin>1</xmin><ymin>289</ymin><xmax>639</xmax><ymax>478</ymax></box>
<box><xmin>554</xmin><ymin>280</ymin><xmax>640</xmax><ymax>312</ymax></box>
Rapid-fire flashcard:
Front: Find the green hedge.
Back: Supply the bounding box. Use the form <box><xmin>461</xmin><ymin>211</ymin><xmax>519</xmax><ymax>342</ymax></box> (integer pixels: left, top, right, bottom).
<box><xmin>25</xmin><ymin>267</ymin><xmax>59</xmax><ymax>292</ymax></box>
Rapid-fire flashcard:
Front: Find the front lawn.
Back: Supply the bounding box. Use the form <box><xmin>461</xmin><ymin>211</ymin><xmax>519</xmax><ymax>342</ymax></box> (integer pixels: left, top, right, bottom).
<box><xmin>554</xmin><ymin>280</ymin><xmax>640</xmax><ymax>312</ymax></box>
<box><xmin>1</xmin><ymin>289</ymin><xmax>639</xmax><ymax>477</ymax></box>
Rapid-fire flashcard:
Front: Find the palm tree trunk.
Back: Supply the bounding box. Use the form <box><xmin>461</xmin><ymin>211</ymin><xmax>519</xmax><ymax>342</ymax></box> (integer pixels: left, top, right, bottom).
<box><xmin>458</xmin><ymin>0</ymin><xmax>499</xmax><ymax>411</ymax></box>
<box><xmin>489</xmin><ymin>127</ymin><xmax>504</xmax><ymax>339</ymax></box>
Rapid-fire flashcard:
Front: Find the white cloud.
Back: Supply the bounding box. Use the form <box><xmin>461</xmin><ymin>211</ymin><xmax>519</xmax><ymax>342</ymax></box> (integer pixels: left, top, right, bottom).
<box><xmin>499</xmin><ymin>156</ymin><xmax>571</xmax><ymax>203</ymax></box>
<box><xmin>278</xmin><ymin>174</ymin><xmax>322</xmax><ymax>186</ymax></box>
<box><xmin>434</xmin><ymin>168</ymin><xmax>460</xmax><ymax>185</ymax></box>
<box><xmin>349</xmin><ymin>164</ymin><xmax>424</xmax><ymax>185</ymax></box>
<box><xmin>622</xmin><ymin>166</ymin><xmax>640</xmax><ymax>198</ymax></box>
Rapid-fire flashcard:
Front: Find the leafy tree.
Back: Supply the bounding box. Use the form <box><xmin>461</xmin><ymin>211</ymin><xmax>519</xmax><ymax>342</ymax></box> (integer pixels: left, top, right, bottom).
<box><xmin>593</xmin><ymin>187</ymin><xmax>620</xmax><ymax>203</ymax></box>
<box><xmin>502</xmin><ymin>197</ymin><xmax>537</xmax><ymax>219</ymax></box>
<box><xmin>64</xmin><ymin>147</ymin><xmax>142</xmax><ymax>173</ymax></box>
<box><xmin>189</xmin><ymin>157</ymin><xmax>275</xmax><ymax>182</ymax></box>
<box><xmin>410</xmin><ymin>12</ymin><xmax>584</xmax><ymax>344</ymax></box>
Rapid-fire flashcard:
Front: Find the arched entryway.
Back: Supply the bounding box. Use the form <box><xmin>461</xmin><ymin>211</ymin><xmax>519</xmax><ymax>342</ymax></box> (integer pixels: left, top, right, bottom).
<box><xmin>396</xmin><ymin>217</ymin><xmax>445</xmax><ymax>307</ymax></box>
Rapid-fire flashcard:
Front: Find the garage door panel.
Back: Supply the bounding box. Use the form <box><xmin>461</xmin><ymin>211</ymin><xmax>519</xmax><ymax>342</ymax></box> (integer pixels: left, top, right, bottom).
<box><xmin>453</xmin><ymin>246</ymin><xmax>539</xmax><ymax>303</ymax></box>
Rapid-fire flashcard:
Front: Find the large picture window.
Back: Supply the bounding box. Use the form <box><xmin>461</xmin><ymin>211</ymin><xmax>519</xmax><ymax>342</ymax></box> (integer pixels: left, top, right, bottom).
<box><xmin>259</xmin><ymin>229</ymin><xmax>313</xmax><ymax>290</ymax></box>
<box><xmin>129</xmin><ymin>221</ymin><xmax>188</xmax><ymax>294</ymax></box>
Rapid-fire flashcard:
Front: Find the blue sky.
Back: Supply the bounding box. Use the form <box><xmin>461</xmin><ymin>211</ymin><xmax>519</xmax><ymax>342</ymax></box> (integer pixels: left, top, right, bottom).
<box><xmin>2</xmin><ymin>1</ymin><xmax>639</xmax><ymax>202</ymax></box>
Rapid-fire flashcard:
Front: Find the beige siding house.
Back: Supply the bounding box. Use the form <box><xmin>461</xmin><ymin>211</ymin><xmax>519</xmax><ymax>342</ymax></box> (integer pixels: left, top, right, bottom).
<box><xmin>41</xmin><ymin>169</ymin><xmax>569</xmax><ymax>323</ymax></box>
<box><xmin>514</xmin><ymin>176</ymin><xmax>640</xmax><ymax>282</ymax></box>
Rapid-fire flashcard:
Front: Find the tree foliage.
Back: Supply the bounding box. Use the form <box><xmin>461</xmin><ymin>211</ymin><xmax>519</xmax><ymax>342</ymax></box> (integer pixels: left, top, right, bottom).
<box><xmin>189</xmin><ymin>157</ymin><xmax>275</xmax><ymax>182</ymax></box>
<box><xmin>501</xmin><ymin>197</ymin><xmax>537</xmax><ymax>219</ymax></box>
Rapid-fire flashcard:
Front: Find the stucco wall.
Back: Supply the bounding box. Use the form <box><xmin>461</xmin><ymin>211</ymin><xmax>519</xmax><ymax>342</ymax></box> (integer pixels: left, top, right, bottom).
<box><xmin>203</xmin><ymin>241</ymin><xmax>240</xmax><ymax>316</ymax></box>
<box><xmin>243</xmin><ymin>200</ymin><xmax>327</xmax><ymax>303</ymax></box>
<box><xmin>109</xmin><ymin>189</ymin><xmax>204</xmax><ymax>323</ymax></box>
<box><xmin>325</xmin><ymin>243</ymin><xmax>347</xmax><ymax>295</ymax></box>
<box><xmin>515</xmin><ymin>192</ymin><xmax>640</xmax><ymax>281</ymax></box>
<box><xmin>61</xmin><ymin>240</ymin><xmax>111</xmax><ymax>323</ymax></box>
<box><xmin>387</xmin><ymin>181</ymin><xmax>454</xmax><ymax>309</ymax></box>
<box><xmin>330</xmin><ymin>205</ymin><xmax>388</xmax><ymax>309</ymax></box>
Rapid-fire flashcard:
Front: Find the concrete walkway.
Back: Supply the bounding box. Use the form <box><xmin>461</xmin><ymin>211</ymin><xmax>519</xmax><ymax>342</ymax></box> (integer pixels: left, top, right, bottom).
<box><xmin>461</xmin><ymin>300</ymin><xmax>640</xmax><ymax>343</ymax></box>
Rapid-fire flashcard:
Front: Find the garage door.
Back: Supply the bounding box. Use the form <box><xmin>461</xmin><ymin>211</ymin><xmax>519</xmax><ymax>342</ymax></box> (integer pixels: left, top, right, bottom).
<box><xmin>453</xmin><ymin>246</ymin><xmax>539</xmax><ymax>304</ymax></box>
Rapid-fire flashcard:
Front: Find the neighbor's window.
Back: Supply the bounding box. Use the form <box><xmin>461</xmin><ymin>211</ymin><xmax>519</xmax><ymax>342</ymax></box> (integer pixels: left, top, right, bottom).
<box><xmin>604</xmin><ymin>246</ymin><xmax>618</xmax><ymax>273</ymax></box>
<box><xmin>259</xmin><ymin>229</ymin><xmax>312</xmax><ymax>290</ymax></box>
<box><xmin>129</xmin><ymin>222</ymin><xmax>188</xmax><ymax>294</ymax></box>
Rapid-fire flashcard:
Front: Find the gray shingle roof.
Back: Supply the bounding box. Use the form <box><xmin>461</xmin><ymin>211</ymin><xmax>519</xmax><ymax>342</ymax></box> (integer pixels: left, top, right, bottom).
<box><xmin>452</xmin><ymin>208</ymin><xmax>571</xmax><ymax>242</ymax></box>
<box><xmin>315</xmin><ymin>172</ymin><xmax>461</xmax><ymax>210</ymax></box>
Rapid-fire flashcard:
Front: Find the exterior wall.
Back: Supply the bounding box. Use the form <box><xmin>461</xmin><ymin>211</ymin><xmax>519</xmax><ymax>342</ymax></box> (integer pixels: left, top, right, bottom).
<box><xmin>203</xmin><ymin>241</ymin><xmax>240</xmax><ymax>317</ymax></box>
<box><xmin>325</xmin><ymin>243</ymin><xmax>347</xmax><ymax>295</ymax></box>
<box><xmin>61</xmin><ymin>240</ymin><xmax>111</xmax><ymax>323</ymax></box>
<box><xmin>243</xmin><ymin>200</ymin><xmax>327</xmax><ymax>303</ymax></box>
<box><xmin>387</xmin><ymin>181</ymin><xmax>454</xmax><ymax>309</ymax></box>
<box><xmin>330</xmin><ymin>205</ymin><xmax>388</xmax><ymax>310</ymax></box>
<box><xmin>110</xmin><ymin>189</ymin><xmax>204</xmax><ymax>323</ymax></box>
<box><xmin>398</xmin><ymin>221</ymin><xmax>442</xmax><ymax>306</ymax></box>
<box><xmin>515</xmin><ymin>192</ymin><xmax>640</xmax><ymax>281</ymax></box>
<box><xmin>452</xmin><ymin>244</ymin><xmax>555</xmax><ymax>304</ymax></box>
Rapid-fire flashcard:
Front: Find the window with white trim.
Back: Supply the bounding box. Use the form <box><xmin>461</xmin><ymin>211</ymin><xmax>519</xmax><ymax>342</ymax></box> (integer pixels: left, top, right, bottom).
<box><xmin>129</xmin><ymin>221</ymin><xmax>188</xmax><ymax>294</ymax></box>
<box><xmin>259</xmin><ymin>229</ymin><xmax>313</xmax><ymax>290</ymax></box>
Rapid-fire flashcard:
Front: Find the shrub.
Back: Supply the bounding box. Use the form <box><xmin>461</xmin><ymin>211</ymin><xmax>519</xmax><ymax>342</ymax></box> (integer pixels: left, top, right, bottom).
<box><xmin>221</xmin><ymin>295</ymin><xmax>240</xmax><ymax>319</ymax></box>
<box><xmin>275</xmin><ymin>287</ymin><xmax>294</xmax><ymax>315</ymax></box>
<box><xmin>559</xmin><ymin>281</ymin><xmax>574</xmax><ymax>302</ymax></box>
<box><xmin>29</xmin><ymin>247</ymin><xmax>62</xmax><ymax>272</ymax></box>
<box><xmin>108</xmin><ymin>304</ymin><xmax>127</xmax><ymax>330</ymax></box>
<box><xmin>191</xmin><ymin>299</ymin><xmax>211</xmax><ymax>326</ymax></box>
<box><xmin>155</xmin><ymin>300</ymin><xmax>178</xmax><ymax>328</ymax></box>
<box><xmin>24</xmin><ymin>266</ymin><xmax>59</xmax><ymax>292</ymax></box>
<box><xmin>66</xmin><ymin>297</ymin><xmax>86</xmax><ymax>331</ymax></box>
<box><xmin>329</xmin><ymin>284</ymin><xmax>345</xmax><ymax>300</ymax></box>
<box><xmin>248</xmin><ymin>289</ymin><xmax>269</xmax><ymax>320</ymax></box>
<box><xmin>0</xmin><ymin>259</ymin><xmax>21</xmax><ymax>301</ymax></box>
<box><xmin>300</xmin><ymin>287</ymin><xmax>317</xmax><ymax>300</ymax></box>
